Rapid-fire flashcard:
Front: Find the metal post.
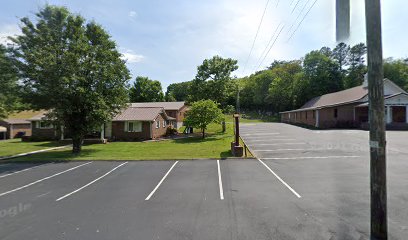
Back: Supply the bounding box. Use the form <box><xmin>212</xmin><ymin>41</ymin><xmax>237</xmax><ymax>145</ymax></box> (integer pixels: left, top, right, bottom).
<box><xmin>365</xmin><ymin>0</ymin><xmax>388</xmax><ymax>238</ymax></box>
<box><xmin>234</xmin><ymin>114</ymin><xmax>240</xmax><ymax>147</ymax></box>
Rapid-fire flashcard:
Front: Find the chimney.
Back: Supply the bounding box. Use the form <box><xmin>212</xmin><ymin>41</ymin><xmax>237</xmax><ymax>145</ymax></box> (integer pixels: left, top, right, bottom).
<box><xmin>363</xmin><ymin>73</ymin><xmax>368</xmax><ymax>89</ymax></box>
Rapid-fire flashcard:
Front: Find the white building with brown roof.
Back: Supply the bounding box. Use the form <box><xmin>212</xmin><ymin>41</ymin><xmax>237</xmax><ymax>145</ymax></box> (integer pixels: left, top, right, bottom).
<box><xmin>280</xmin><ymin>79</ymin><xmax>408</xmax><ymax>129</ymax></box>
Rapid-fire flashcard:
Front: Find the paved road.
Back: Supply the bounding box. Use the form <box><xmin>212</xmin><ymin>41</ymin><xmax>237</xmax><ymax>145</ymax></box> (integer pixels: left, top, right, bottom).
<box><xmin>240</xmin><ymin>122</ymin><xmax>408</xmax><ymax>240</ymax></box>
<box><xmin>0</xmin><ymin>122</ymin><xmax>407</xmax><ymax>239</ymax></box>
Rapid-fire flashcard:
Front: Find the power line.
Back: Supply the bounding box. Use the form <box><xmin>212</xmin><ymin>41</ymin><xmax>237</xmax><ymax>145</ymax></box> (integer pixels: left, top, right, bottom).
<box><xmin>291</xmin><ymin>0</ymin><xmax>302</xmax><ymax>13</ymax></box>
<box><xmin>287</xmin><ymin>0</ymin><xmax>318</xmax><ymax>42</ymax></box>
<box><xmin>241</xmin><ymin>0</ymin><xmax>271</xmax><ymax>75</ymax></box>
<box><xmin>256</xmin><ymin>24</ymin><xmax>285</xmax><ymax>71</ymax></box>
<box><xmin>287</xmin><ymin>0</ymin><xmax>312</xmax><ymax>35</ymax></box>
<box><xmin>252</xmin><ymin>23</ymin><xmax>282</xmax><ymax>72</ymax></box>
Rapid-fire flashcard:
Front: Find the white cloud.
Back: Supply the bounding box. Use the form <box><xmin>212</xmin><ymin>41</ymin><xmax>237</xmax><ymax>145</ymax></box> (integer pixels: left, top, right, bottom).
<box><xmin>120</xmin><ymin>49</ymin><xmax>144</xmax><ymax>63</ymax></box>
<box><xmin>0</xmin><ymin>24</ymin><xmax>20</xmax><ymax>45</ymax></box>
<box><xmin>129</xmin><ymin>11</ymin><xmax>137</xmax><ymax>18</ymax></box>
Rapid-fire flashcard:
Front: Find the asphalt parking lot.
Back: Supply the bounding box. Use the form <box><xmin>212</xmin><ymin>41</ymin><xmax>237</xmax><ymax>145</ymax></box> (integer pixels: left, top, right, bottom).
<box><xmin>0</xmin><ymin>123</ymin><xmax>407</xmax><ymax>240</ymax></box>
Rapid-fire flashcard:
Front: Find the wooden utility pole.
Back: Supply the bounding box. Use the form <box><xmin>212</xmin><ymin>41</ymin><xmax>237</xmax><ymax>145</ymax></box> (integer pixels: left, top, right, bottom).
<box><xmin>365</xmin><ymin>0</ymin><xmax>388</xmax><ymax>239</ymax></box>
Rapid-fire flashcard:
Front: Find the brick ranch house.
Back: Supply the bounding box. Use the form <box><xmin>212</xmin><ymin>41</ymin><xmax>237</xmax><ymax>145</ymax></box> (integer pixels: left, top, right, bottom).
<box><xmin>280</xmin><ymin>78</ymin><xmax>408</xmax><ymax>129</ymax></box>
<box><xmin>27</xmin><ymin>102</ymin><xmax>188</xmax><ymax>141</ymax></box>
<box><xmin>0</xmin><ymin>111</ymin><xmax>45</xmax><ymax>139</ymax></box>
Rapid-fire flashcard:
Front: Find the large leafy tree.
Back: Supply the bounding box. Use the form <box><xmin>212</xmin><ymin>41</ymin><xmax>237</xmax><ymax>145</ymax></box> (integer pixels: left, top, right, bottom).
<box><xmin>302</xmin><ymin>50</ymin><xmax>342</xmax><ymax>99</ymax></box>
<box><xmin>344</xmin><ymin>43</ymin><xmax>367</xmax><ymax>88</ymax></box>
<box><xmin>165</xmin><ymin>81</ymin><xmax>191</xmax><ymax>102</ymax></box>
<box><xmin>184</xmin><ymin>100</ymin><xmax>223</xmax><ymax>139</ymax></box>
<box><xmin>189</xmin><ymin>56</ymin><xmax>238</xmax><ymax>107</ymax></box>
<box><xmin>384</xmin><ymin>58</ymin><xmax>408</xmax><ymax>91</ymax></box>
<box><xmin>130</xmin><ymin>76</ymin><xmax>164</xmax><ymax>102</ymax></box>
<box><xmin>266</xmin><ymin>61</ymin><xmax>303</xmax><ymax>112</ymax></box>
<box><xmin>332</xmin><ymin>42</ymin><xmax>350</xmax><ymax>72</ymax></box>
<box><xmin>11</xmin><ymin>5</ymin><xmax>130</xmax><ymax>153</ymax></box>
<box><xmin>0</xmin><ymin>45</ymin><xmax>21</xmax><ymax>119</ymax></box>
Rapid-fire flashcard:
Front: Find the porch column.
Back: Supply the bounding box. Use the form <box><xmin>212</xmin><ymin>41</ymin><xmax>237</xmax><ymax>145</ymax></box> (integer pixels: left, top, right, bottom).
<box><xmin>386</xmin><ymin>106</ymin><xmax>392</xmax><ymax>124</ymax></box>
<box><xmin>406</xmin><ymin>106</ymin><xmax>408</xmax><ymax>123</ymax></box>
<box><xmin>100</xmin><ymin>124</ymin><xmax>105</xmax><ymax>140</ymax></box>
<box><xmin>315</xmin><ymin>110</ymin><xmax>320</xmax><ymax>128</ymax></box>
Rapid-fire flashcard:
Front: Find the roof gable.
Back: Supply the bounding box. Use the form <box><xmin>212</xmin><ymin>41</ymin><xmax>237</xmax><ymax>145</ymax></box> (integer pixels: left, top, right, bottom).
<box><xmin>113</xmin><ymin>107</ymin><xmax>166</xmax><ymax>121</ymax></box>
<box><xmin>300</xmin><ymin>85</ymin><xmax>368</xmax><ymax>110</ymax></box>
<box><xmin>130</xmin><ymin>102</ymin><xmax>185</xmax><ymax>110</ymax></box>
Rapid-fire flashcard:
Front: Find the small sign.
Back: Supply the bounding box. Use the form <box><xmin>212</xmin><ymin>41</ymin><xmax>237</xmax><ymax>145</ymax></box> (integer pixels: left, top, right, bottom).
<box><xmin>233</xmin><ymin>114</ymin><xmax>240</xmax><ymax>118</ymax></box>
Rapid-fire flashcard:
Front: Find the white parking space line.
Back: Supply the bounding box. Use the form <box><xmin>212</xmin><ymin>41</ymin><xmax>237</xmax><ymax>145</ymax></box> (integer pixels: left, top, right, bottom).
<box><xmin>145</xmin><ymin>161</ymin><xmax>179</xmax><ymax>201</ymax></box>
<box><xmin>56</xmin><ymin>162</ymin><xmax>128</xmax><ymax>202</ymax></box>
<box><xmin>258</xmin><ymin>159</ymin><xmax>301</xmax><ymax>198</ymax></box>
<box><xmin>254</xmin><ymin>148</ymin><xmax>326</xmax><ymax>152</ymax></box>
<box><xmin>241</xmin><ymin>133</ymin><xmax>280</xmax><ymax>136</ymax></box>
<box><xmin>252</xmin><ymin>143</ymin><xmax>306</xmax><ymax>146</ymax></box>
<box><xmin>0</xmin><ymin>166</ymin><xmax>39</xmax><ymax>179</ymax></box>
<box><xmin>0</xmin><ymin>162</ymin><xmax>92</xmax><ymax>198</ymax></box>
<box><xmin>244</xmin><ymin>138</ymin><xmax>297</xmax><ymax>141</ymax></box>
<box><xmin>261</xmin><ymin>156</ymin><xmax>361</xmax><ymax>160</ymax></box>
<box><xmin>217</xmin><ymin>160</ymin><xmax>224</xmax><ymax>200</ymax></box>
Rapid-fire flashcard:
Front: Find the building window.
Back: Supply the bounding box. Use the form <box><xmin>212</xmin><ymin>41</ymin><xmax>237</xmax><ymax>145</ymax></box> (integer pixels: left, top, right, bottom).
<box><xmin>156</xmin><ymin>120</ymin><xmax>160</xmax><ymax>129</ymax></box>
<box><xmin>334</xmin><ymin>108</ymin><xmax>338</xmax><ymax>118</ymax></box>
<box><xmin>163</xmin><ymin>120</ymin><xmax>166</xmax><ymax>128</ymax></box>
<box><xmin>37</xmin><ymin>121</ymin><xmax>53</xmax><ymax>129</ymax></box>
<box><xmin>125</xmin><ymin>121</ymin><xmax>142</xmax><ymax>132</ymax></box>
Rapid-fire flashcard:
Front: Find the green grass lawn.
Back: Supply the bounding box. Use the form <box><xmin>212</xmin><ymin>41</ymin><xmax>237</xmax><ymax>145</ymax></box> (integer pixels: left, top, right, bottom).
<box><xmin>12</xmin><ymin>123</ymin><xmax>236</xmax><ymax>161</ymax></box>
<box><xmin>0</xmin><ymin>139</ymin><xmax>65</xmax><ymax>157</ymax></box>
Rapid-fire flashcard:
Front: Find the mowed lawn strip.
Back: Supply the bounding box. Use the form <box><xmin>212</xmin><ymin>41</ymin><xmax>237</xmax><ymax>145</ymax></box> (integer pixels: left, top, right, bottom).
<box><xmin>12</xmin><ymin>123</ymin><xmax>234</xmax><ymax>161</ymax></box>
<box><xmin>0</xmin><ymin>139</ymin><xmax>65</xmax><ymax>157</ymax></box>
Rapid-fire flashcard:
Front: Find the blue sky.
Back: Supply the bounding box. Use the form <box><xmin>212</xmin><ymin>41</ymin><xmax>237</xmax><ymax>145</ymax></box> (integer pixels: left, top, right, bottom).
<box><xmin>1</xmin><ymin>0</ymin><xmax>407</xmax><ymax>90</ymax></box>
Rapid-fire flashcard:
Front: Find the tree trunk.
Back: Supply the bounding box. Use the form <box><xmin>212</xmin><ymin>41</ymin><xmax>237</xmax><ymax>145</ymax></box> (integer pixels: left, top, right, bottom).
<box><xmin>72</xmin><ymin>136</ymin><xmax>83</xmax><ymax>154</ymax></box>
<box><xmin>222</xmin><ymin>121</ymin><xmax>226</xmax><ymax>133</ymax></box>
<box><xmin>202</xmin><ymin>128</ymin><xmax>205</xmax><ymax>139</ymax></box>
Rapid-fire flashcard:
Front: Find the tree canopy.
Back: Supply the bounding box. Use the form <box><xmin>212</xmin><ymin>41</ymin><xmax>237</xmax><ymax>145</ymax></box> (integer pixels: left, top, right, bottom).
<box><xmin>184</xmin><ymin>100</ymin><xmax>224</xmax><ymax>139</ymax></box>
<box><xmin>130</xmin><ymin>76</ymin><xmax>164</xmax><ymax>102</ymax></box>
<box><xmin>189</xmin><ymin>56</ymin><xmax>238</xmax><ymax>108</ymax></box>
<box><xmin>11</xmin><ymin>5</ymin><xmax>130</xmax><ymax>153</ymax></box>
<box><xmin>0</xmin><ymin>45</ymin><xmax>21</xmax><ymax>119</ymax></box>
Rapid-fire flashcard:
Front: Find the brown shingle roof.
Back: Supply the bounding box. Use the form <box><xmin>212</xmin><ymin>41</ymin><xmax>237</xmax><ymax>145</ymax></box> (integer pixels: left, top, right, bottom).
<box><xmin>300</xmin><ymin>85</ymin><xmax>368</xmax><ymax>109</ymax></box>
<box><xmin>113</xmin><ymin>107</ymin><xmax>166</xmax><ymax>121</ymax></box>
<box><xmin>3</xmin><ymin>119</ymin><xmax>30</xmax><ymax>124</ymax></box>
<box><xmin>28</xmin><ymin>111</ymin><xmax>49</xmax><ymax>121</ymax></box>
<box><xmin>130</xmin><ymin>102</ymin><xmax>185</xmax><ymax>110</ymax></box>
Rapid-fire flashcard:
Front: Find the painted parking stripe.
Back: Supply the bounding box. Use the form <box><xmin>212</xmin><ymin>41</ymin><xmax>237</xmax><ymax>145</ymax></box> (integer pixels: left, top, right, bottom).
<box><xmin>0</xmin><ymin>162</ymin><xmax>92</xmax><ymax>198</ymax></box>
<box><xmin>258</xmin><ymin>159</ymin><xmax>301</xmax><ymax>198</ymax></box>
<box><xmin>145</xmin><ymin>161</ymin><xmax>179</xmax><ymax>201</ymax></box>
<box><xmin>217</xmin><ymin>160</ymin><xmax>224</xmax><ymax>200</ymax></box>
<box><xmin>241</xmin><ymin>133</ymin><xmax>280</xmax><ymax>136</ymax></box>
<box><xmin>254</xmin><ymin>148</ymin><xmax>326</xmax><ymax>152</ymax></box>
<box><xmin>251</xmin><ymin>143</ymin><xmax>306</xmax><ymax>146</ymax></box>
<box><xmin>0</xmin><ymin>165</ymin><xmax>40</xmax><ymax>179</ymax></box>
<box><xmin>244</xmin><ymin>138</ymin><xmax>297</xmax><ymax>141</ymax></box>
<box><xmin>56</xmin><ymin>162</ymin><xmax>128</xmax><ymax>202</ymax></box>
<box><xmin>261</xmin><ymin>156</ymin><xmax>361</xmax><ymax>160</ymax></box>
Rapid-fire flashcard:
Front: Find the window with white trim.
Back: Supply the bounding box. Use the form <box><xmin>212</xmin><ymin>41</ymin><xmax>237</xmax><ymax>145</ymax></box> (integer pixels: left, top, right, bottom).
<box><xmin>156</xmin><ymin>120</ymin><xmax>160</xmax><ymax>129</ymax></box>
<box><xmin>37</xmin><ymin>121</ymin><xmax>53</xmax><ymax>129</ymax></box>
<box><xmin>125</xmin><ymin>121</ymin><xmax>142</xmax><ymax>132</ymax></box>
<box><xmin>163</xmin><ymin>120</ymin><xmax>166</xmax><ymax>128</ymax></box>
